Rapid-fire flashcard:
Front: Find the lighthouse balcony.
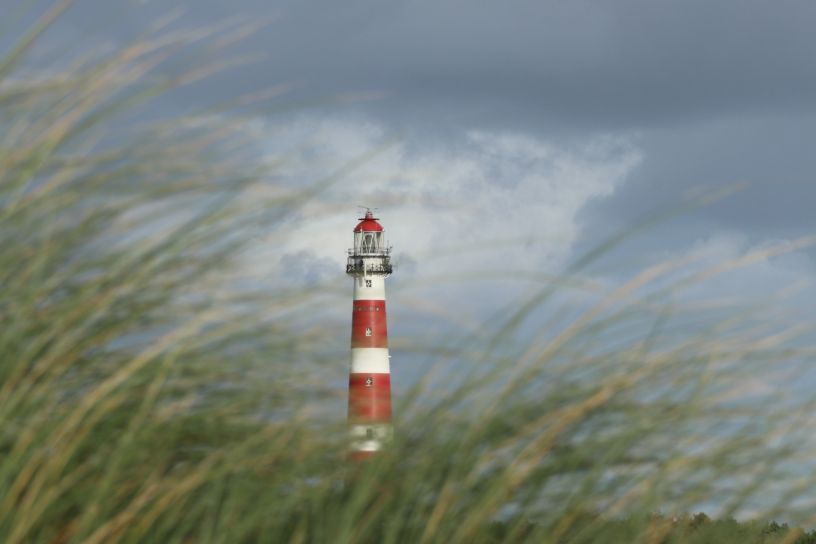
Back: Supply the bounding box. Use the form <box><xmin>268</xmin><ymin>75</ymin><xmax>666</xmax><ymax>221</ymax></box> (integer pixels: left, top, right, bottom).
<box><xmin>346</xmin><ymin>256</ymin><xmax>393</xmax><ymax>276</ymax></box>
<box><xmin>347</xmin><ymin>247</ymin><xmax>391</xmax><ymax>257</ymax></box>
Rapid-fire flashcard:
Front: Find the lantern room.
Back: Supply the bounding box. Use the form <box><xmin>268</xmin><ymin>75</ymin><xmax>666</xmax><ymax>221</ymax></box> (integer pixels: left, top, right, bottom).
<box><xmin>347</xmin><ymin>210</ymin><xmax>392</xmax><ymax>277</ymax></box>
<box><xmin>353</xmin><ymin>211</ymin><xmax>386</xmax><ymax>255</ymax></box>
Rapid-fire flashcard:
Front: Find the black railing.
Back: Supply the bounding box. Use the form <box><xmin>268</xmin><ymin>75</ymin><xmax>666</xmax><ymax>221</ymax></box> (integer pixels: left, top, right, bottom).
<box><xmin>347</xmin><ymin>247</ymin><xmax>392</xmax><ymax>256</ymax></box>
<box><xmin>346</xmin><ymin>263</ymin><xmax>393</xmax><ymax>275</ymax></box>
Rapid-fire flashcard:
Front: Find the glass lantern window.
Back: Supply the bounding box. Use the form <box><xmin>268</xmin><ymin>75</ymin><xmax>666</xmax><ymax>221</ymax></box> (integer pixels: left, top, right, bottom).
<box><xmin>354</xmin><ymin>231</ymin><xmax>384</xmax><ymax>254</ymax></box>
<box><xmin>362</xmin><ymin>234</ymin><xmax>374</xmax><ymax>252</ymax></box>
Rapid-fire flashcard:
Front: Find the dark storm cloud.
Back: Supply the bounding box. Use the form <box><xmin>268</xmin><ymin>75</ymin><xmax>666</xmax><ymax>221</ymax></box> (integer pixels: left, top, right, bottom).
<box><xmin>271</xmin><ymin>0</ymin><xmax>816</xmax><ymax>129</ymax></box>
<box><xmin>579</xmin><ymin>109</ymin><xmax>816</xmax><ymax>239</ymax></box>
<box><xmin>23</xmin><ymin>0</ymin><xmax>816</xmax><ymax>239</ymax></box>
<box><xmin>34</xmin><ymin>0</ymin><xmax>816</xmax><ymax>130</ymax></box>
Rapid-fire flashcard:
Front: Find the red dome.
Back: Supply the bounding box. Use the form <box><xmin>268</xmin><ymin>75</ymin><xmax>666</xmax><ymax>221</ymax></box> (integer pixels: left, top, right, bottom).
<box><xmin>353</xmin><ymin>210</ymin><xmax>384</xmax><ymax>232</ymax></box>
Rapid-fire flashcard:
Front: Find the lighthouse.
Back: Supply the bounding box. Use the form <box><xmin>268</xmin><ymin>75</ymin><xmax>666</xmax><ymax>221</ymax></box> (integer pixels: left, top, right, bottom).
<box><xmin>346</xmin><ymin>209</ymin><xmax>393</xmax><ymax>459</ymax></box>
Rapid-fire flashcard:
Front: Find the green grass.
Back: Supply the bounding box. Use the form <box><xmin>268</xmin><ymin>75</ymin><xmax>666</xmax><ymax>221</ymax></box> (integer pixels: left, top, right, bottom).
<box><xmin>2</xmin><ymin>6</ymin><xmax>816</xmax><ymax>543</ymax></box>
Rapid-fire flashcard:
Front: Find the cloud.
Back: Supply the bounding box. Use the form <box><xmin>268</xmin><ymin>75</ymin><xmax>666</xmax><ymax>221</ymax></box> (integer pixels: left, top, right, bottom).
<box><xmin>580</xmin><ymin>231</ymin><xmax>816</xmax><ymax>341</ymax></box>
<box><xmin>48</xmin><ymin>0</ymin><xmax>816</xmax><ymax>133</ymax></box>
<box><xmin>279</xmin><ymin>250</ymin><xmax>337</xmax><ymax>286</ymax></box>
<box><xmin>247</xmin><ymin>115</ymin><xmax>642</xmax><ymax>303</ymax></box>
<box><xmin>665</xmin><ymin>232</ymin><xmax>816</xmax><ymax>316</ymax></box>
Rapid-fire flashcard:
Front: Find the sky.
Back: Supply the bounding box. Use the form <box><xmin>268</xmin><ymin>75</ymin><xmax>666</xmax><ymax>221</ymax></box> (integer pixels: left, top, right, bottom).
<box><xmin>13</xmin><ymin>1</ymin><xmax>816</xmax><ymax>350</ymax></box>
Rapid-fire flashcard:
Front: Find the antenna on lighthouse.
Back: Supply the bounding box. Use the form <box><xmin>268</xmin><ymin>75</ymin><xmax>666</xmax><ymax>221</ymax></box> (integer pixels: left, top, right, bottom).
<box><xmin>357</xmin><ymin>205</ymin><xmax>378</xmax><ymax>218</ymax></box>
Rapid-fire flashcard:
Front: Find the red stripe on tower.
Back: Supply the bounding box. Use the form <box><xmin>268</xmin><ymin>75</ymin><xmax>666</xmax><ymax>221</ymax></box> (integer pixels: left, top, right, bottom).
<box><xmin>346</xmin><ymin>209</ymin><xmax>394</xmax><ymax>458</ymax></box>
<box><xmin>351</xmin><ymin>300</ymin><xmax>388</xmax><ymax>348</ymax></box>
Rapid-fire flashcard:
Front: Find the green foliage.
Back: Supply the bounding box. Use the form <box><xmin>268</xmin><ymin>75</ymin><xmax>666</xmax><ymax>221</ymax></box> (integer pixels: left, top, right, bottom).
<box><xmin>550</xmin><ymin>512</ymin><xmax>816</xmax><ymax>544</ymax></box>
<box><xmin>1</xmin><ymin>6</ymin><xmax>815</xmax><ymax>543</ymax></box>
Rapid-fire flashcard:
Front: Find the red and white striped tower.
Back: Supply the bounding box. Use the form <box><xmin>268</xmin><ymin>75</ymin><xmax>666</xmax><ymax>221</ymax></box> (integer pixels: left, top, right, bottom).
<box><xmin>346</xmin><ymin>209</ymin><xmax>393</xmax><ymax>460</ymax></box>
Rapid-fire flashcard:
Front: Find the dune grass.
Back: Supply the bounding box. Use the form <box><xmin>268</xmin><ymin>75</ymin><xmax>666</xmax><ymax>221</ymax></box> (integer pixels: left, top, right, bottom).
<box><xmin>2</xmin><ymin>7</ymin><xmax>816</xmax><ymax>544</ymax></box>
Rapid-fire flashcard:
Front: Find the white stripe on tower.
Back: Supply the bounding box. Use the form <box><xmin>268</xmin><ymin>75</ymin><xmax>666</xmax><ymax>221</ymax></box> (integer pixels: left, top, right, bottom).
<box><xmin>353</xmin><ymin>274</ymin><xmax>386</xmax><ymax>300</ymax></box>
<box><xmin>350</xmin><ymin>348</ymin><xmax>390</xmax><ymax>374</ymax></box>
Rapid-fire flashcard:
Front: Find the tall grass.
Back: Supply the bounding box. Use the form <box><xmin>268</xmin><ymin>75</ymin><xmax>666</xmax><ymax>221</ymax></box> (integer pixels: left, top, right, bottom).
<box><xmin>2</xmin><ymin>6</ymin><xmax>816</xmax><ymax>544</ymax></box>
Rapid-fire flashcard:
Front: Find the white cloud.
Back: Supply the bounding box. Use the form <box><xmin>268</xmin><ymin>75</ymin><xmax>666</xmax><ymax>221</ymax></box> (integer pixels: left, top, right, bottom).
<box><xmin>649</xmin><ymin>231</ymin><xmax>816</xmax><ymax>315</ymax></box>
<box><xmin>248</xmin><ymin>115</ymin><xmax>642</xmax><ymax>298</ymax></box>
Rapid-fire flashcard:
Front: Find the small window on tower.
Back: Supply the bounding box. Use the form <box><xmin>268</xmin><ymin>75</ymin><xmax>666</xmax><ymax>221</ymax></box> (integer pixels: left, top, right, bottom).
<box><xmin>365</xmin><ymin>327</ymin><xmax>373</xmax><ymax>336</ymax></box>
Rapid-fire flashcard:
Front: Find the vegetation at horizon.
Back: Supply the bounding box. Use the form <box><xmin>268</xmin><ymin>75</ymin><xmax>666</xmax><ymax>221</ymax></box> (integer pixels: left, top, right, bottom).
<box><xmin>1</xmin><ymin>5</ymin><xmax>816</xmax><ymax>543</ymax></box>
